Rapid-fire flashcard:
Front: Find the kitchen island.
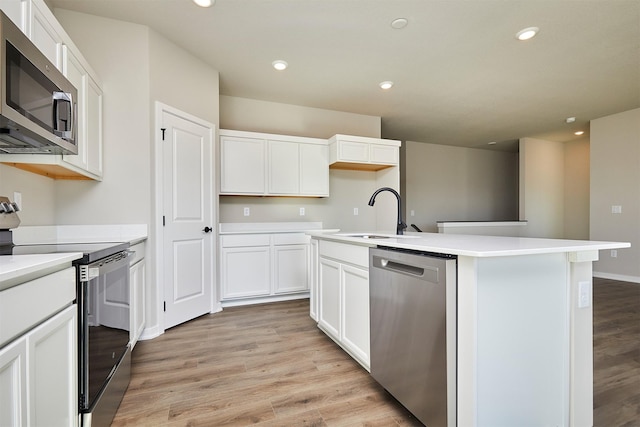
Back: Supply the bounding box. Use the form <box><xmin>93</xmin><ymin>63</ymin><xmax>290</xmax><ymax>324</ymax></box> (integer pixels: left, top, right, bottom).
<box><xmin>307</xmin><ymin>231</ymin><xmax>630</xmax><ymax>427</ymax></box>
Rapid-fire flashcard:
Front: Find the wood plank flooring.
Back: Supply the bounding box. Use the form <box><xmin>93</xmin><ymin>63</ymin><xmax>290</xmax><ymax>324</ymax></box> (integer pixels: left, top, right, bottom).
<box><xmin>593</xmin><ymin>278</ymin><xmax>640</xmax><ymax>427</ymax></box>
<box><xmin>112</xmin><ymin>278</ymin><xmax>640</xmax><ymax>426</ymax></box>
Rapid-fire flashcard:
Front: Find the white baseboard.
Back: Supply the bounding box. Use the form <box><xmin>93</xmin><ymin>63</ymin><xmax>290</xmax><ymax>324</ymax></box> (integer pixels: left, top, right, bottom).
<box><xmin>221</xmin><ymin>292</ymin><xmax>309</xmax><ymax>308</ymax></box>
<box><xmin>138</xmin><ymin>325</ymin><xmax>163</xmax><ymax>341</ymax></box>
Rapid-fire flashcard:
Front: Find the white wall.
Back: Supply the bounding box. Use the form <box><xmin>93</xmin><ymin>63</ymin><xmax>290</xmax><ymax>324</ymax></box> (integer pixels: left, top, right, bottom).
<box><xmin>519</xmin><ymin>138</ymin><xmax>565</xmax><ymax>238</ymax></box>
<box><xmin>219</xmin><ymin>96</ymin><xmax>394</xmax><ymax>232</ymax></box>
<box><xmin>403</xmin><ymin>141</ymin><xmax>519</xmax><ymax>233</ymax></box>
<box><xmin>54</xmin><ymin>9</ymin><xmax>222</xmax><ymax>334</ymax></box>
<box><xmin>590</xmin><ymin>108</ymin><xmax>640</xmax><ymax>282</ymax></box>
<box><xmin>53</xmin><ymin>10</ymin><xmax>151</xmax><ymax>226</ymax></box>
<box><xmin>0</xmin><ymin>165</ymin><xmax>56</xmax><ymax>225</ymax></box>
<box><xmin>221</xmin><ymin>96</ymin><xmax>380</xmax><ymax>139</ymax></box>
<box><xmin>563</xmin><ymin>138</ymin><xmax>590</xmax><ymax>240</ymax></box>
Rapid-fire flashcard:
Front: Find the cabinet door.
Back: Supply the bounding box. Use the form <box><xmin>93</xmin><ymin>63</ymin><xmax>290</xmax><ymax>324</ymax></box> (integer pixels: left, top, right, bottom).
<box><xmin>370</xmin><ymin>144</ymin><xmax>398</xmax><ymax>165</ymax></box>
<box><xmin>273</xmin><ymin>244</ymin><xmax>308</xmax><ymax>294</ymax></box>
<box><xmin>309</xmin><ymin>239</ymin><xmax>319</xmax><ymax>321</ymax></box>
<box><xmin>28</xmin><ymin>305</ymin><xmax>77</xmax><ymax>427</ymax></box>
<box><xmin>29</xmin><ymin>0</ymin><xmax>63</xmax><ymax>68</ymax></box>
<box><xmin>318</xmin><ymin>257</ymin><xmax>341</xmax><ymax>340</ymax></box>
<box><xmin>86</xmin><ymin>76</ymin><xmax>104</xmax><ymax>178</ymax></box>
<box><xmin>300</xmin><ymin>143</ymin><xmax>329</xmax><ymax>196</ymax></box>
<box><xmin>0</xmin><ymin>338</ymin><xmax>27</xmax><ymax>426</ymax></box>
<box><xmin>337</xmin><ymin>140</ymin><xmax>369</xmax><ymax>162</ymax></box>
<box><xmin>268</xmin><ymin>140</ymin><xmax>299</xmax><ymax>195</ymax></box>
<box><xmin>220</xmin><ymin>136</ymin><xmax>265</xmax><ymax>194</ymax></box>
<box><xmin>62</xmin><ymin>46</ymin><xmax>88</xmax><ymax>171</ymax></box>
<box><xmin>129</xmin><ymin>259</ymin><xmax>146</xmax><ymax>347</ymax></box>
<box><xmin>341</xmin><ymin>264</ymin><xmax>370</xmax><ymax>369</ymax></box>
<box><xmin>221</xmin><ymin>247</ymin><xmax>271</xmax><ymax>299</ymax></box>
<box><xmin>0</xmin><ymin>0</ymin><xmax>29</xmax><ymax>33</ymax></box>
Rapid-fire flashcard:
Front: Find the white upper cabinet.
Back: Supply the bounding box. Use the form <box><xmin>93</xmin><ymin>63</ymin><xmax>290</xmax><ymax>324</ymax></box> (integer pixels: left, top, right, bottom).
<box><xmin>300</xmin><ymin>143</ymin><xmax>330</xmax><ymax>196</ymax></box>
<box><xmin>220</xmin><ymin>129</ymin><xmax>329</xmax><ymax>197</ymax></box>
<box><xmin>329</xmin><ymin>134</ymin><xmax>401</xmax><ymax>171</ymax></box>
<box><xmin>61</xmin><ymin>46</ymin><xmax>103</xmax><ymax>179</ymax></box>
<box><xmin>0</xmin><ymin>0</ymin><xmax>104</xmax><ymax>180</ymax></box>
<box><xmin>268</xmin><ymin>140</ymin><xmax>299</xmax><ymax>194</ymax></box>
<box><xmin>29</xmin><ymin>0</ymin><xmax>62</xmax><ymax>68</ymax></box>
<box><xmin>0</xmin><ymin>0</ymin><xmax>29</xmax><ymax>32</ymax></box>
<box><xmin>220</xmin><ymin>134</ymin><xmax>266</xmax><ymax>194</ymax></box>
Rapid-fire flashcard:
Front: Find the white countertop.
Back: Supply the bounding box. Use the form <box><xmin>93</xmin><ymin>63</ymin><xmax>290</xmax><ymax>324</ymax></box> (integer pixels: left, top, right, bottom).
<box><xmin>307</xmin><ymin>231</ymin><xmax>631</xmax><ymax>257</ymax></box>
<box><xmin>0</xmin><ymin>253</ymin><xmax>82</xmax><ymax>291</ymax></box>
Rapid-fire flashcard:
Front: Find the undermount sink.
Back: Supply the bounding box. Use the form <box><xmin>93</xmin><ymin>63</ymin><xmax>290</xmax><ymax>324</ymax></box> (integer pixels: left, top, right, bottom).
<box><xmin>338</xmin><ymin>233</ymin><xmax>419</xmax><ymax>239</ymax></box>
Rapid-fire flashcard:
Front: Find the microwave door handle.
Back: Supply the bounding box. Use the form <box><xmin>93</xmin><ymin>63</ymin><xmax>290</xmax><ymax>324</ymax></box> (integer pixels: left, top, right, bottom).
<box><xmin>52</xmin><ymin>91</ymin><xmax>73</xmax><ymax>139</ymax></box>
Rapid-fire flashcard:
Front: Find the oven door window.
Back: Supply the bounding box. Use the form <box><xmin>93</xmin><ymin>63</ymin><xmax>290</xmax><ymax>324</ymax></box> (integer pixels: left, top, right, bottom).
<box><xmin>84</xmin><ymin>263</ymin><xmax>130</xmax><ymax>408</ymax></box>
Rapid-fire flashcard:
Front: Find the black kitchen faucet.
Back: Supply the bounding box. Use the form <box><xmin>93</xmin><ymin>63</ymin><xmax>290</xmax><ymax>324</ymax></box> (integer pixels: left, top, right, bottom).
<box><xmin>367</xmin><ymin>187</ymin><xmax>407</xmax><ymax>235</ymax></box>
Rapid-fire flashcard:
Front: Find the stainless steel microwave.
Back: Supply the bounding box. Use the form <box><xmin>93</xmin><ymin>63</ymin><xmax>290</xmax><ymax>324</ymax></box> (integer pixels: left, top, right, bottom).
<box><xmin>0</xmin><ymin>11</ymin><xmax>77</xmax><ymax>155</ymax></box>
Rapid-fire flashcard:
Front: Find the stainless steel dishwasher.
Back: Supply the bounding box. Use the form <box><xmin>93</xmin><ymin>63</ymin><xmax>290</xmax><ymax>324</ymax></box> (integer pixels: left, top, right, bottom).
<box><xmin>369</xmin><ymin>247</ymin><xmax>457</xmax><ymax>427</ymax></box>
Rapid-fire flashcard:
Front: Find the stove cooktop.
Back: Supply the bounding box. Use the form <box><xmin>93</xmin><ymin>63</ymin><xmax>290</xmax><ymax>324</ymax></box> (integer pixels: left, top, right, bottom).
<box><xmin>2</xmin><ymin>241</ymin><xmax>129</xmax><ymax>264</ymax></box>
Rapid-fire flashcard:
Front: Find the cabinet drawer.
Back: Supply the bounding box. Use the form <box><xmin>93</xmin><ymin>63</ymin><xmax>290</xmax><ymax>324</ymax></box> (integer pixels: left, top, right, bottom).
<box><xmin>319</xmin><ymin>240</ymin><xmax>369</xmax><ymax>268</ymax></box>
<box><xmin>221</xmin><ymin>234</ymin><xmax>270</xmax><ymax>248</ymax></box>
<box><xmin>273</xmin><ymin>233</ymin><xmax>309</xmax><ymax>245</ymax></box>
<box><xmin>0</xmin><ymin>267</ymin><xmax>75</xmax><ymax>347</ymax></box>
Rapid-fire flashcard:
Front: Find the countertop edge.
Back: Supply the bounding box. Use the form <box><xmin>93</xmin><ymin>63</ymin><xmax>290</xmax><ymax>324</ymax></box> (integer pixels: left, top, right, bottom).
<box><xmin>307</xmin><ymin>232</ymin><xmax>631</xmax><ymax>257</ymax></box>
<box><xmin>0</xmin><ymin>253</ymin><xmax>83</xmax><ymax>291</ymax></box>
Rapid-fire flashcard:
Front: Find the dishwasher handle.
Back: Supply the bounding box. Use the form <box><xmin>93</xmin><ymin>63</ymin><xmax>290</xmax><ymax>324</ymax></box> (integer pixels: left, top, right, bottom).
<box><xmin>377</xmin><ymin>257</ymin><xmax>425</xmax><ymax>277</ymax></box>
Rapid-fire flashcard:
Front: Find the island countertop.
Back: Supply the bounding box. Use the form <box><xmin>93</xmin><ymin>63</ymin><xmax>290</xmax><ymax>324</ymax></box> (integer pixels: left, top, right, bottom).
<box><xmin>306</xmin><ymin>231</ymin><xmax>630</xmax><ymax>257</ymax></box>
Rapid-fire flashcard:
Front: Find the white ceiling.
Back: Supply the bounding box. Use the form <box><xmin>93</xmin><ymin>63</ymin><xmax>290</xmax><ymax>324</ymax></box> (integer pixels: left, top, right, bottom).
<box><xmin>49</xmin><ymin>0</ymin><xmax>640</xmax><ymax>152</ymax></box>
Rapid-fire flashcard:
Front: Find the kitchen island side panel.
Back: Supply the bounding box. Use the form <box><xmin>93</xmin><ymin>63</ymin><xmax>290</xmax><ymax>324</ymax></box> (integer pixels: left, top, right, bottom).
<box><xmin>476</xmin><ymin>253</ymin><xmax>569</xmax><ymax>426</ymax></box>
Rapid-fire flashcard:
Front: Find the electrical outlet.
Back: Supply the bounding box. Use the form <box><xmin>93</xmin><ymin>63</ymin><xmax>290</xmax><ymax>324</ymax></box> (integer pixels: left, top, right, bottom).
<box><xmin>611</xmin><ymin>205</ymin><xmax>622</xmax><ymax>214</ymax></box>
<box><xmin>410</xmin><ymin>210</ymin><xmax>415</xmax><ymax>217</ymax></box>
<box><xmin>243</xmin><ymin>207</ymin><xmax>250</xmax><ymax>216</ymax></box>
<box><xmin>13</xmin><ymin>192</ymin><xmax>22</xmax><ymax>210</ymax></box>
<box><xmin>611</xmin><ymin>249</ymin><xmax>617</xmax><ymax>258</ymax></box>
<box><xmin>578</xmin><ymin>281</ymin><xmax>591</xmax><ymax>308</ymax></box>
<box><xmin>353</xmin><ymin>208</ymin><xmax>358</xmax><ymax>216</ymax></box>
<box><xmin>299</xmin><ymin>207</ymin><xmax>305</xmax><ymax>216</ymax></box>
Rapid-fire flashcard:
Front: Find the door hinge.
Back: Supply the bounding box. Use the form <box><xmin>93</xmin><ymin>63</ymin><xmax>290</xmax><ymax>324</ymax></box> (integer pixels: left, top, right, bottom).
<box><xmin>164</xmin><ymin>301</ymin><xmax>166</xmax><ymax>312</ymax></box>
<box><xmin>162</xmin><ymin>216</ymin><xmax>165</xmax><ymax>226</ymax></box>
<box><xmin>161</xmin><ymin>128</ymin><xmax>166</xmax><ymax>141</ymax></box>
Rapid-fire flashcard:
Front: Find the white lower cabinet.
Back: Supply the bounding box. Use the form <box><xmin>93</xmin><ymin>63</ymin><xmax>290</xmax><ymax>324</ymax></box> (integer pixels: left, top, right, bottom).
<box><xmin>0</xmin><ymin>304</ymin><xmax>77</xmax><ymax>427</ymax></box>
<box><xmin>129</xmin><ymin>241</ymin><xmax>146</xmax><ymax>347</ymax></box>
<box><xmin>220</xmin><ymin>233</ymin><xmax>310</xmax><ymax>305</ymax></box>
<box><xmin>222</xmin><ymin>245</ymin><xmax>271</xmax><ymax>299</ymax></box>
<box><xmin>317</xmin><ymin>240</ymin><xmax>370</xmax><ymax>370</ymax></box>
<box><xmin>309</xmin><ymin>238</ymin><xmax>319</xmax><ymax>321</ymax></box>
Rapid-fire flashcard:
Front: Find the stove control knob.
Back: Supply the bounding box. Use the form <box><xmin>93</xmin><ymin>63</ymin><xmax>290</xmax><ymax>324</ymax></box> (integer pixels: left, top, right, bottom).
<box><xmin>0</xmin><ymin>202</ymin><xmax>10</xmax><ymax>213</ymax></box>
<box><xmin>10</xmin><ymin>202</ymin><xmax>19</xmax><ymax>212</ymax></box>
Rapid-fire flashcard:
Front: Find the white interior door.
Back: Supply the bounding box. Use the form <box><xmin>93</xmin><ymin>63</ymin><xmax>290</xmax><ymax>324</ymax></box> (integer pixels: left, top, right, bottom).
<box><xmin>161</xmin><ymin>106</ymin><xmax>215</xmax><ymax>330</ymax></box>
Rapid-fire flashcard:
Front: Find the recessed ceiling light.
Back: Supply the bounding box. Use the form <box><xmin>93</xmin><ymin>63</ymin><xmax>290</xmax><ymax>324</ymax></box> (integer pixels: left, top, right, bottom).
<box><xmin>574</xmin><ymin>131</ymin><xmax>585</xmax><ymax>136</ymax></box>
<box><xmin>379</xmin><ymin>81</ymin><xmax>394</xmax><ymax>90</ymax></box>
<box><xmin>488</xmin><ymin>141</ymin><xmax>497</xmax><ymax>145</ymax></box>
<box><xmin>516</xmin><ymin>27</ymin><xmax>539</xmax><ymax>41</ymax></box>
<box><xmin>272</xmin><ymin>60</ymin><xmax>288</xmax><ymax>71</ymax></box>
<box><xmin>391</xmin><ymin>18</ymin><xmax>408</xmax><ymax>29</ymax></box>
<box><xmin>192</xmin><ymin>0</ymin><xmax>214</xmax><ymax>7</ymax></box>
<box><xmin>565</xmin><ymin>117</ymin><xmax>576</xmax><ymax>124</ymax></box>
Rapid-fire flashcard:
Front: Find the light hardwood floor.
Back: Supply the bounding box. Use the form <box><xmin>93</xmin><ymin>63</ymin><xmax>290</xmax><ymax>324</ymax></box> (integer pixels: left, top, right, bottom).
<box><xmin>112</xmin><ymin>278</ymin><xmax>639</xmax><ymax>426</ymax></box>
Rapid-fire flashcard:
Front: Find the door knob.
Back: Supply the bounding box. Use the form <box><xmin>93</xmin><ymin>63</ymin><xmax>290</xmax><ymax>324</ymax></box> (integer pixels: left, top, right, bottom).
<box><xmin>203</xmin><ymin>226</ymin><xmax>212</xmax><ymax>233</ymax></box>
